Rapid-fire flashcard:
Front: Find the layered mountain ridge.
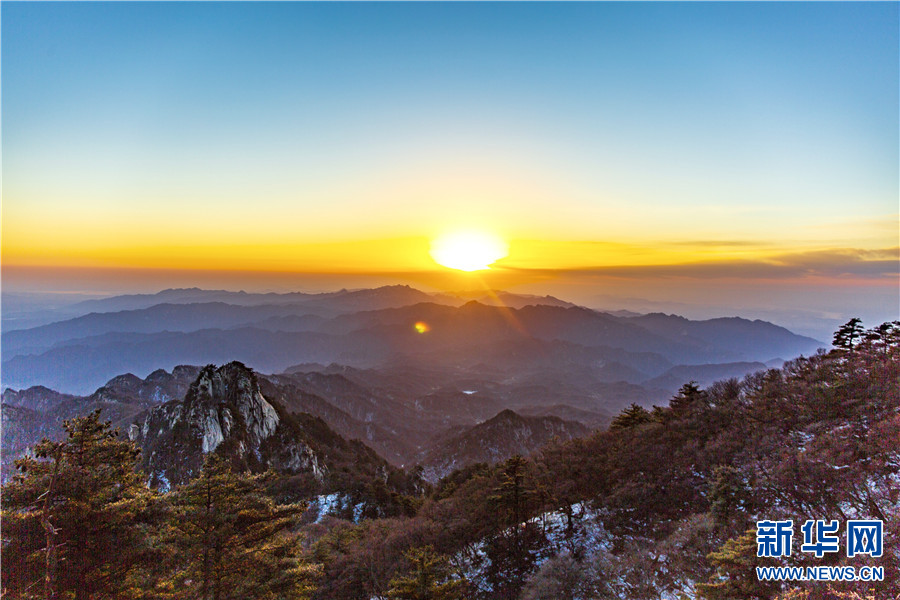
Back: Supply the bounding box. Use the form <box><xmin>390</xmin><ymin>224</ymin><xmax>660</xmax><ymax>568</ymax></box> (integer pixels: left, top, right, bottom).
<box><xmin>1</xmin><ymin>285</ymin><xmax>827</xmax><ymax>493</ymax></box>
<box><xmin>1</xmin><ymin>286</ymin><xmax>822</xmax><ymax>395</ymax></box>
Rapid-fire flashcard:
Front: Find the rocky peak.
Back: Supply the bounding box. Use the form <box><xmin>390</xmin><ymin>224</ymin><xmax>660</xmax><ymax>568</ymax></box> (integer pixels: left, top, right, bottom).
<box><xmin>130</xmin><ymin>362</ymin><xmax>319</xmax><ymax>489</ymax></box>
<box><xmin>492</xmin><ymin>408</ymin><xmax>521</xmax><ymax>422</ymax></box>
<box><xmin>419</xmin><ymin>409</ymin><xmax>590</xmax><ymax>482</ymax></box>
<box><xmin>185</xmin><ymin>362</ymin><xmax>279</xmax><ymax>452</ymax></box>
<box><xmin>91</xmin><ymin>373</ymin><xmax>143</xmax><ymax>402</ymax></box>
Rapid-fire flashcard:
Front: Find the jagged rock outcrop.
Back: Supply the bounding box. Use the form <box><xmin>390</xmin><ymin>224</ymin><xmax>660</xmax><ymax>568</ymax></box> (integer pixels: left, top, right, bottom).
<box><xmin>89</xmin><ymin>365</ymin><xmax>200</xmax><ymax>407</ymax></box>
<box><xmin>130</xmin><ymin>362</ymin><xmax>323</xmax><ymax>489</ymax></box>
<box><xmin>0</xmin><ymin>366</ymin><xmax>201</xmax><ymax>483</ymax></box>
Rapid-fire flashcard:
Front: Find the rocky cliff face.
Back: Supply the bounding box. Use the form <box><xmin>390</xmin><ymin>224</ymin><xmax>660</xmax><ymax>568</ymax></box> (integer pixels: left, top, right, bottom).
<box><xmin>130</xmin><ymin>362</ymin><xmax>323</xmax><ymax>489</ymax></box>
<box><xmin>1</xmin><ymin>366</ymin><xmax>201</xmax><ymax>482</ymax></box>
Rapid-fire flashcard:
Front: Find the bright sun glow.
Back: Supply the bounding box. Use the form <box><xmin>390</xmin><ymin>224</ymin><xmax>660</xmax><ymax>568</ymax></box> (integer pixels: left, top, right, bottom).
<box><xmin>429</xmin><ymin>230</ymin><xmax>509</xmax><ymax>271</ymax></box>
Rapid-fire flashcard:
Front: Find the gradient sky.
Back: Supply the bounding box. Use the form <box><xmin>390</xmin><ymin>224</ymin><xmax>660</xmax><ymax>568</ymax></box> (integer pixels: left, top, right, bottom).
<box><xmin>2</xmin><ymin>2</ymin><xmax>898</xmax><ymax>334</ymax></box>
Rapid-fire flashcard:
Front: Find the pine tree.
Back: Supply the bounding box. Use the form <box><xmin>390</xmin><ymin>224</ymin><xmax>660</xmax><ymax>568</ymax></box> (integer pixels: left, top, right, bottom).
<box><xmin>484</xmin><ymin>456</ymin><xmax>547</xmax><ymax>600</ymax></box>
<box><xmin>708</xmin><ymin>465</ymin><xmax>757</xmax><ymax>536</ymax></box>
<box><xmin>537</xmin><ymin>437</ymin><xmax>592</xmax><ymax>545</ymax></box>
<box><xmin>862</xmin><ymin>320</ymin><xmax>900</xmax><ymax>358</ymax></box>
<box><xmin>490</xmin><ymin>456</ymin><xmax>534</xmax><ymax>528</ymax></box>
<box><xmin>670</xmin><ymin>381</ymin><xmax>708</xmax><ymax>414</ymax></box>
<box><xmin>1</xmin><ymin>410</ymin><xmax>156</xmax><ymax>600</ymax></box>
<box><xmin>610</xmin><ymin>403</ymin><xmax>652</xmax><ymax>430</ymax></box>
<box><xmin>832</xmin><ymin>317</ymin><xmax>863</xmax><ymax>353</ymax></box>
<box><xmin>163</xmin><ymin>454</ymin><xmax>317</xmax><ymax>600</ymax></box>
<box><xmin>697</xmin><ymin>529</ymin><xmax>778</xmax><ymax>600</ymax></box>
<box><xmin>387</xmin><ymin>546</ymin><xmax>466</xmax><ymax>600</ymax></box>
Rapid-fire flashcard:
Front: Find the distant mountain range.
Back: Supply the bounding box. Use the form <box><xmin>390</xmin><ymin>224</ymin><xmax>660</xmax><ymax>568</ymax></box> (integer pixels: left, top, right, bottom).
<box><xmin>9</xmin><ymin>285</ymin><xmax>572</xmax><ymax>321</ymax></box>
<box><xmin>1</xmin><ymin>285</ymin><xmax>827</xmax><ymax>486</ymax></box>
<box><xmin>1</xmin><ymin>285</ymin><xmax>823</xmax><ymax>395</ymax></box>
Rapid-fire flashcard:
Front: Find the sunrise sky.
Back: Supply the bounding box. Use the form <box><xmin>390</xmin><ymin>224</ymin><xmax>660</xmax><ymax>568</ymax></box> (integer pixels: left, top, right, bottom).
<box><xmin>2</xmin><ymin>2</ymin><xmax>898</xmax><ymax>334</ymax></box>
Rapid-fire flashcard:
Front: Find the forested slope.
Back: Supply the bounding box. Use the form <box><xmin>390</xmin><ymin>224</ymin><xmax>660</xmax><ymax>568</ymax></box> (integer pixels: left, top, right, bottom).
<box><xmin>2</xmin><ymin>320</ymin><xmax>896</xmax><ymax>600</ymax></box>
<box><xmin>310</xmin><ymin>320</ymin><xmax>899</xmax><ymax>599</ymax></box>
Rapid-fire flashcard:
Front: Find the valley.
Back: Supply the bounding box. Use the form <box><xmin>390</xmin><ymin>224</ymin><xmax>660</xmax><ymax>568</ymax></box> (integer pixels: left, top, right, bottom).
<box><xmin>1</xmin><ymin>286</ymin><xmax>824</xmax><ymax>482</ymax></box>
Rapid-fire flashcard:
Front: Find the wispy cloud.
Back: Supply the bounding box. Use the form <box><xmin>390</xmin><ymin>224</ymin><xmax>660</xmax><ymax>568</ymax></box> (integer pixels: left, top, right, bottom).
<box><xmin>769</xmin><ymin>248</ymin><xmax>899</xmax><ymax>277</ymax></box>
<box><xmin>499</xmin><ymin>247</ymin><xmax>900</xmax><ymax>280</ymax></box>
<box><xmin>666</xmin><ymin>240</ymin><xmax>768</xmax><ymax>248</ymax></box>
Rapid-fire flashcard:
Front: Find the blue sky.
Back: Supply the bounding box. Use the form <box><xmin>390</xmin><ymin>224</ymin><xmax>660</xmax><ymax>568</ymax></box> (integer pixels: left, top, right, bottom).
<box><xmin>5</xmin><ymin>3</ymin><xmax>895</xmax><ymax>234</ymax></box>
<box><xmin>2</xmin><ymin>2</ymin><xmax>898</xmax><ymax>334</ymax></box>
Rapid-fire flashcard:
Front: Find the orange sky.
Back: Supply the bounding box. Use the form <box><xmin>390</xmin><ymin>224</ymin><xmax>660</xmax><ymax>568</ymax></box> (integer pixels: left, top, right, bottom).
<box><xmin>2</xmin><ymin>2</ymin><xmax>897</xmax><ymax>339</ymax></box>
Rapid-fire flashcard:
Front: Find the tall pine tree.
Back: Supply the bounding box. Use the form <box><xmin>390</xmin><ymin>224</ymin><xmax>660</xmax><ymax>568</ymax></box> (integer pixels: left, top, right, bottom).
<box><xmin>483</xmin><ymin>456</ymin><xmax>547</xmax><ymax>600</ymax></box>
<box><xmin>1</xmin><ymin>410</ymin><xmax>156</xmax><ymax>600</ymax></box>
<box><xmin>161</xmin><ymin>454</ymin><xmax>318</xmax><ymax>600</ymax></box>
<box><xmin>387</xmin><ymin>545</ymin><xmax>466</xmax><ymax>600</ymax></box>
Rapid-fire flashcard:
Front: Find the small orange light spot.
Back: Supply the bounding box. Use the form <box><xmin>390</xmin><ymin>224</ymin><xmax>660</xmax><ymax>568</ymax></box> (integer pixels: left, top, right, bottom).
<box><xmin>414</xmin><ymin>321</ymin><xmax>430</xmax><ymax>334</ymax></box>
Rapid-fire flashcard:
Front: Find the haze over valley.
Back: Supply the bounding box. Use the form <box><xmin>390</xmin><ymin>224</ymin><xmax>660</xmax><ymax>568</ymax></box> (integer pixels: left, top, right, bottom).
<box><xmin>2</xmin><ymin>285</ymin><xmax>824</xmax><ymax>477</ymax></box>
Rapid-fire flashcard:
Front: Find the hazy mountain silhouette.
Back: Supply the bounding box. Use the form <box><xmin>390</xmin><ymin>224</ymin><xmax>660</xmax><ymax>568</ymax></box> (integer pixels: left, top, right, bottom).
<box><xmin>624</xmin><ymin>313</ymin><xmax>824</xmax><ymax>363</ymax></box>
<box><xmin>643</xmin><ymin>361</ymin><xmax>769</xmax><ymax>393</ymax></box>
<box><xmin>2</xmin><ymin>287</ymin><xmax>824</xmax><ymax>398</ymax></box>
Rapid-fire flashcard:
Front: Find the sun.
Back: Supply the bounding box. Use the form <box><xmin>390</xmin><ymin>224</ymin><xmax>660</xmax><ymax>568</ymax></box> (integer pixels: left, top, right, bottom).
<box><xmin>429</xmin><ymin>230</ymin><xmax>509</xmax><ymax>271</ymax></box>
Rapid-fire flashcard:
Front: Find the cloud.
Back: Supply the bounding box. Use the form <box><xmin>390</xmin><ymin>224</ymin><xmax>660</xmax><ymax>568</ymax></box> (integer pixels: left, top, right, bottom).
<box><xmin>770</xmin><ymin>248</ymin><xmax>899</xmax><ymax>275</ymax></box>
<box><xmin>667</xmin><ymin>240</ymin><xmax>768</xmax><ymax>248</ymax></box>
<box><xmin>498</xmin><ymin>247</ymin><xmax>900</xmax><ymax>280</ymax></box>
